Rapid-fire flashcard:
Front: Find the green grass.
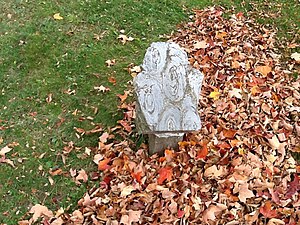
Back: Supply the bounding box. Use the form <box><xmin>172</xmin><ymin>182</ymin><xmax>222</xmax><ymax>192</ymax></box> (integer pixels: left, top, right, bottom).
<box><xmin>0</xmin><ymin>0</ymin><xmax>299</xmax><ymax>224</ymax></box>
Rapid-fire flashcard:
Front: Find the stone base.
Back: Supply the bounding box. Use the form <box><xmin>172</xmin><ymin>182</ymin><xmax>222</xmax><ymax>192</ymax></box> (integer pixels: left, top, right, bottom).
<box><xmin>148</xmin><ymin>134</ymin><xmax>183</xmax><ymax>155</ymax></box>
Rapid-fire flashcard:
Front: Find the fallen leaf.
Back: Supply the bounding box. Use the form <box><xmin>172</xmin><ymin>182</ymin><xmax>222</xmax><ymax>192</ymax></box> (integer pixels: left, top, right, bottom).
<box><xmin>75</xmin><ymin>169</ymin><xmax>88</xmax><ymax>184</ymax></box>
<box><xmin>237</xmin><ymin>183</ymin><xmax>255</xmax><ymax>203</ymax></box>
<box><xmin>130</xmin><ymin>66</ymin><xmax>142</xmax><ymax>73</ymax></box>
<box><xmin>222</xmin><ymin>129</ymin><xmax>237</xmax><ymax>139</ymax></box>
<box><xmin>196</xmin><ymin>143</ymin><xmax>208</xmax><ymax>159</ymax></box>
<box><xmin>228</xmin><ymin>88</ymin><xmax>242</xmax><ymax>99</ymax></box>
<box><xmin>209</xmin><ymin>90</ymin><xmax>221</xmax><ymax>100</ymax></box>
<box><xmin>49</xmin><ymin>168</ymin><xmax>62</xmax><ymax>176</ymax></box>
<box><xmin>255</xmin><ymin>65</ymin><xmax>272</xmax><ymax>76</ymax></box>
<box><xmin>117</xmin><ymin>91</ymin><xmax>129</xmax><ymax>102</ymax></box>
<box><xmin>120</xmin><ymin>185</ymin><xmax>135</xmax><ymax>197</ymax></box>
<box><xmin>48</xmin><ymin>176</ymin><xmax>54</xmax><ymax>185</ymax></box>
<box><xmin>99</xmin><ymin>132</ymin><xmax>109</xmax><ymax>143</ymax></box>
<box><xmin>231</xmin><ymin>60</ymin><xmax>240</xmax><ymax>69</ymax></box>
<box><xmin>98</xmin><ymin>158</ymin><xmax>110</xmax><ymax>171</ymax></box>
<box><xmin>105</xmin><ymin>59</ymin><xmax>116</xmax><ymax>67</ymax></box>
<box><xmin>216</xmin><ymin>31</ymin><xmax>227</xmax><ymax>39</ymax></box>
<box><xmin>268</xmin><ymin>135</ymin><xmax>280</xmax><ymax>150</ymax></box>
<box><xmin>46</xmin><ymin>93</ymin><xmax>53</xmax><ymax>103</ymax></box>
<box><xmin>131</xmin><ymin>171</ymin><xmax>142</xmax><ymax>183</ymax></box>
<box><xmin>285</xmin><ymin>174</ymin><xmax>300</xmax><ymax>198</ymax></box>
<box><xmin>53</xmin><ymin>13</ymin><xmax>63</xmax><ymax>20</ymax></box>
<box><xmin>0</xmin><ymin>146</ymin><xmax>12</xmax><ymax>156</ymax></box>
<box><xmin>18</xmin><ymin>220</ymin><xmax>29</xmax><ymax>225</ymax></box>
<box><xmin>203</xmin><ymin>204</ymin><xmax>227</xmax><ymax>223</ymax></box>
<box><xmin>29</xmin><ymin>204</ymin><xmax>53</xmax><ymax>223</ymax></box>
<box><xmin>259</xmin><ymin>201</ymin><xmax>277</xmax><ymax>218</ymax></box>
<box><xmin>177</xmin><ymin>209</ymin><xmax>185</xmax><ymax>218</ymax></box>
<box><xmin>267</xmin><ymin>218</ymin><xmax>285</xmax><ymax>225</ymax></box>
<box><xmin>118</xmin><ymin>34</ymin><xmax>134</xmax><ymax>44</ymax></box>
<box><xmin>291</xmin><ymin>52</ymin><xmax>300</xmax><ymax>62</ymax></box>
<box><xmin>157</xmin><ymin>167</ymin><xmax>173</xmax><ymax>184</ymax></box>
<box><xmin>194</xmin><ymin>40</ymin><xmax>208</xmax><ymax>49</ymax></box>
<box><xmin>128</xmin><ymin>210</ymin><xmax>142</xmax><ymax>223</ymax></box>
<box><xmin>94</xmin><ymin>85</ymin><xmax>110</xmax><ymax>92</ymax></box>
<box><xmin>108</xmin><ymin>76</ymin><xmax>116</xmax><ymax>85</ymax></box>
<box><xmin>118</xmin><ymin>120</ymin><xmax>132</xmax><ymax>132</ymax></box>
<box><xmin>70</xmin><ymin>210</ymin><xmax>84</xmax><ymax>223</ymax></box>
<box><xmin>204</xmin><ymin>165</ymin><xmax>226</xmax><ymax>178</ymax></box>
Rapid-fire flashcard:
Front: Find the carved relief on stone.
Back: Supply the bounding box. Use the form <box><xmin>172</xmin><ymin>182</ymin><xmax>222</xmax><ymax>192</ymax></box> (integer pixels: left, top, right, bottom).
<box><xmin>134</xmin><ymin>42</ymin><xmax>203</xmax><ymax>134</ymax></box>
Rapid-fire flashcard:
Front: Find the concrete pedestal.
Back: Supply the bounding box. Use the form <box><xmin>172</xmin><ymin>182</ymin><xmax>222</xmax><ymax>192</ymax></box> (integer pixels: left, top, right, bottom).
<box><xmin>148</xmin><ymin>134</ymin><xmax>183</xmax><ymax>155</ymax></box>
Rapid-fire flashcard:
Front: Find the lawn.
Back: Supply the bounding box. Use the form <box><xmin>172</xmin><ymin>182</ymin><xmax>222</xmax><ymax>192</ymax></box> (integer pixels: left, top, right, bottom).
<box><xmin>0</xmin><ymin>0</ymin><xmax>299</xmax><ymax>224</ymax></box>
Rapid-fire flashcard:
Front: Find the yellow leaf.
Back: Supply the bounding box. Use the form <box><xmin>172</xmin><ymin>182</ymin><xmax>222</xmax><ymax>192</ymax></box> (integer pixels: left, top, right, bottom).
<box><xmin>216</xmin><ymin>31</ymin><xmax>227</xmax><ymax>40</ymax></box>
<box><xmin>255</xmin><ymin>65</ymin><xmax>272</xmax><ymax>76</ymax></box>
<box><xmin>209</xmin><ymin>90</ymin><xmax>221</xmax><ymax>100</ymax></box>
<box><xmin>53</xmin><ymin>13</ymin><xmax>63</xmax><ymax>20</ymax></box>
<box><xmin>238</xmin><ymin>148</ymin><xmax>244</xmax><ymax>155</ymax></box>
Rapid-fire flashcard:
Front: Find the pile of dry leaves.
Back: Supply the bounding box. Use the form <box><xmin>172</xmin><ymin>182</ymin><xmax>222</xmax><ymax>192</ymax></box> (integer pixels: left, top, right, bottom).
<box><xmin>20</xmin><ymin>6</ymin><xmax>300</xmax><ymax>225</ymax></box>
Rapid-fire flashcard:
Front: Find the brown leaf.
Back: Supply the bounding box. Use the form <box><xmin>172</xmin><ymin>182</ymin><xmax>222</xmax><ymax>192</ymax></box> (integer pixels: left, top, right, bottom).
<box><xmin>204</xmin><ymin>165</ymin><xmax>227</xmax><ymax>178</ymax></box>
<box><xmin>118</xmin><ymin>120</ymin><xmax>132</xmax><ymax>132</ymax></box>
<box><xmin>46</xmin><ymin>93</ymin><xmax>53</xmax><ymax>103</ymax></box>
<box><xmin>29</xmin><ymin>204</ymin><xmax>53</xmax><ymax>223</ymax></box>
<box><xmin>49</xmin><ymin>168</ymin><xmax>62</xmax><ymax>176</ymax></box>
<box><xmin>75</xmin><ymin>169</ymin><xmax>88</xmax><ymax>184</ymax></box>
<box><xmin>237</xmin><ymin>183</ymin><xmax>255</xmax><ymax>203</ymax></box>
<box><xmin>285</xmin><ymin>174</ymin><xmax>300</xmax><ymax>198</ymax></box>
<box><xmin>222</xmin><ymin>129</ymin><xmax>237</xmax><ymax>139</ymax></box>
<box><xmin>99</xmin><ymin>132</ymin><xmax>109</xmax><ymax>143</ymax></box>
<box><xmin>203</xmin><ymin>204</ymin><xmax>227</xmax><ymax>223</ymax></box>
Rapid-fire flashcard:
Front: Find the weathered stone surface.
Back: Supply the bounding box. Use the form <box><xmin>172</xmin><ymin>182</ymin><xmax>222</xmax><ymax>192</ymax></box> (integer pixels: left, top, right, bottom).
<box><xmin>134</xmin><ymin>42</ymin><xmax>204</xmax><ymax>154</ymax></box>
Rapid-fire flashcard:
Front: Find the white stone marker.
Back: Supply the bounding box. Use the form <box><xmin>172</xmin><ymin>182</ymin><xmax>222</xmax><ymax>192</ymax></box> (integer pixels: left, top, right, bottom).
<box><xmin>134</xmin><ymin>42</ymin><xmax>204</xmax><ymax>155</ymax></box>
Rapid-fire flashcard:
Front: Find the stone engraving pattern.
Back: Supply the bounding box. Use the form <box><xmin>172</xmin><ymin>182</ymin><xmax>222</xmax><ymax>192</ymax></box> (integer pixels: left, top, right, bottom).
<box><xmin>134</xmin><ymin>42</ymin><xmax>204</xmax><ymax>134</ymax></box>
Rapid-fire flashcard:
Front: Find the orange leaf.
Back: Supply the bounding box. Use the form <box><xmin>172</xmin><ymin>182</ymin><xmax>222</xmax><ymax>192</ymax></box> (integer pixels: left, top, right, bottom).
<box><xmin>196</xmin><ymin>143</ymin><xmax>208</xmax><ymax>160</ymax></box>
<box><xmin>217</xmin><ymin>141</ymin><xmax>231</xmax><ymax>149</ymax></box>
<box><xmin>98</xmin><ymin>158</ymin><xmax>110</xmax><ymax>171</ymax></box>
<box><xmin>259</xmin><ymin>201</ymin><xmax>277</xmax><ymax>218</ymax></box>
<box><xmin>131</xmin><ymin>171</ymin><xmax>142</xmax><ymax>183</ymax></box>
<box><xmin>251</xmin><ymin>86</ymin><xmax>260</xmax><ymax>95</ymax></box>
<box><xmin>255</xmin><ymin>65</ymin><xmax>272</xmax><ymax>77</ymax></box>
<box><xmin>157</xmin><ymin>167</ymin><xmax>173</xmax><ymax>184</ymax></box>
<box><xmin>108</xmin><ymin>76</ymin><xmax>116</xmax><ymax>85</ymax></box>
<box><xmin>49</xmin><ymin>168</ymin><xmax>62</xmax><ymax>176</ymax></box>
<box><xmin>222</xmin><ymin>129</ymin><xmax>237</xmax><ymax>139</ymax></box>
<box><xmin>231</xmin><ymin>60</ymin><xmax>240</xmax><ymax>69</ymax></box>
<box><xmin>117</xmin><ymin>91</ymin><xmax>128</xmax><ymax>102</ymax></box>
<box><xmin>164</xmin><ymin>149</ymin><xmax>174</xmax><ymax>161</ymax></box>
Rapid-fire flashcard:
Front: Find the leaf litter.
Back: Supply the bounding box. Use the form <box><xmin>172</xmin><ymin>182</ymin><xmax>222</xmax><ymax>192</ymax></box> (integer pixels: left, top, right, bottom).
<box><xmin>19</xmin><ymin>7</ymin><xmax>300</xmax><ymax>225</ymax></box>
